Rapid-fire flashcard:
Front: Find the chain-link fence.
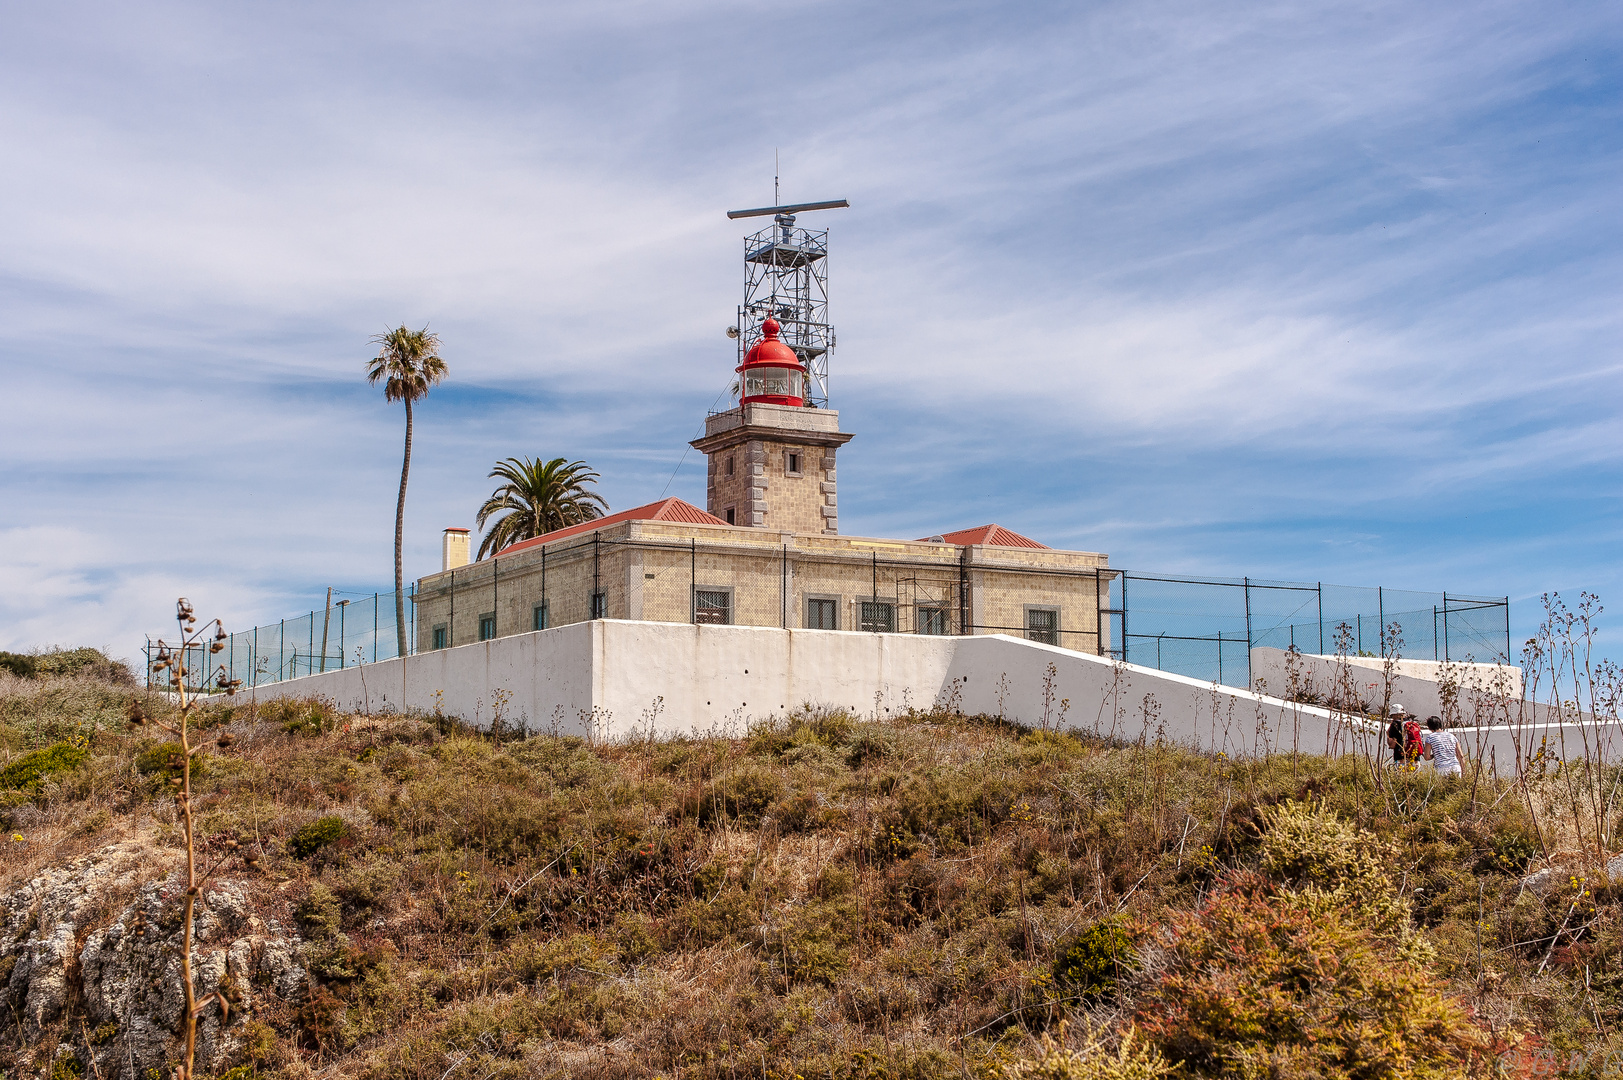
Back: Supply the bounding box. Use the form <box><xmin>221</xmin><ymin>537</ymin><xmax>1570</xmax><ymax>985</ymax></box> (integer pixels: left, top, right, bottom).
<box><xmin>156</xmin><ymin>532</ymin><xmax>1509</xmax><ymax>694</ymax></box>
<box><xmin>145</xmin><ymin>589</ymin><xmax>413</xmax><ymax>695</ymax></box>
<box><xmin>1097</xmin><ymin>574</ymin><xmax>1510</xmax><ymax>687</ymax></box>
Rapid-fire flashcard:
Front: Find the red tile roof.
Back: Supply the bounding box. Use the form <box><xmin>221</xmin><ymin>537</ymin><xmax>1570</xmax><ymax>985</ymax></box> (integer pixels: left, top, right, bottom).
<box><xmin>494</xmin><ymin>498</ymin><xmax>726</xmax><ymax>557</ymax></box>
<box><xmin>922</xmin><ymin>524</ymin><xmax>1050</xmax><ymax>550</ymax></box>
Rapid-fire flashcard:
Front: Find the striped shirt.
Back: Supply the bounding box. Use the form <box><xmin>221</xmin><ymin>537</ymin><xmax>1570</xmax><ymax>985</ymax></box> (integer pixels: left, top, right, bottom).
<box><xmin>1422</xmin><ymin>730</ymin><xmax>1462</xmax><ymax>775</ymax></box>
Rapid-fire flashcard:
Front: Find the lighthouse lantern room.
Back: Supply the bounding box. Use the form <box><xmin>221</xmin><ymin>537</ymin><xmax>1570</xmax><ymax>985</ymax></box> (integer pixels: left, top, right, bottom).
<box><xmin>738</xmin><ymin>318</ymin><xmax>806</xmax><ymax>406</ymax></box>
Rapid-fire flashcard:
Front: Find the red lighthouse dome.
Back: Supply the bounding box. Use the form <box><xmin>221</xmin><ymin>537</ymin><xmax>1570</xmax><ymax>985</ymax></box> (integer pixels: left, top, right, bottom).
<box><xmin>737</xmin><ymin>318</ymin><xmax>806</xmax><ymax>406</ymax></box>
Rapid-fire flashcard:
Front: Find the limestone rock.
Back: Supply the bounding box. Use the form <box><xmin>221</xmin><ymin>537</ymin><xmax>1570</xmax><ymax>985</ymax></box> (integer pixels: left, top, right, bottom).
<box><xmin>0</xmin><ymin>841</ymin><xmax>305</xmax><ymax>1078</ymax></box>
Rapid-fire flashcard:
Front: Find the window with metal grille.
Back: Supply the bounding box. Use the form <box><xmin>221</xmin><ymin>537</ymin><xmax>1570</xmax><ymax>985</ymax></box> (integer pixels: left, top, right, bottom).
<box><xmin>860</xmin><ymin>602</ymin><xmax>894</xmax><ymax>633</ymax></box>
<box><xmin>432</xmin><ymin>625</ymin><xmax>447</xmax><ymax>650</ymax></box>
<box><xmin>806</xmin><ymin>597</ymin><xmax>837</xmax><ymax>630</ymax></box>
<box><xmin>695</xmin><ymin>590</ymin><xmax>730</xmax><ymax>625</ymax></box>
<box><xmin>1027</xmin><ymin>608</ymin><xmax>1059</xmax><ymax>645</ymax></box>
<box><xmin>918</xmin><ymin>607</ymin><xmax>949</xmax><ymax>635</ymax></box>
<box><xmin>786</xmin><ymin>452</ymin><xmax>801</xmax><ymax>475</ymax></box>
<box><xmin>533</xmin><ymin>604</ymin><xmax>548</xmax><ymax>631</ymax></box>
<box><xmin>478</xmin><ymin>614</ymin><xmax>495</xmax><ymax>641</ymax></box>
<box><xmin>590</xmin><ymin>592</ymin><xmax>606</xmax><ymax>619</ymax></box>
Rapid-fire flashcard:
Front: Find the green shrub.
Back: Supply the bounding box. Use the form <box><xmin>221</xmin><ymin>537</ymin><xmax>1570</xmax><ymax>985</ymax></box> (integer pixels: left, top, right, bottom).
<box><xmin>133</xmin><ymin>741</ymin><xmax>201</xmax><ymax>782</ymax></box>
<box><xmin>0</xmin><ymin>653</ymin><xmax>35</xmax><ymax>679</ymax></box>
<box><xmin>289</xmin><ymin>815</ymin><xmax>346</xmax><ymax>859</ymax></box>
<box><xmin>296</xmin><ymin>882</ymin><xmax>344</xmax><ymax>939</ymax></box>
<box><xmin>1052</xmin><ymin>917</ymin><xmax>1139</xmax><ymax>1001</ymax></box>
<box><xmin>697</xmin><ymin>766</ymin><xmax>782</xmax><ymax>826</ymax></box>
<box><xmin>0</xmin><ymin>740</ymin><xmax>88</xmax><ymax>792</ymax></box>
<box><xmin>1484</xmin><ymin>828</ymin><xmax>1538</xmax><ymax>875</ymax></box>
<box><xmin>0</xmin><ymin>647</ymin><xmax>129</xmax><ymax>684</ymax></box>
<box><xmin>1259</xmin><ymin>799</ymin><xmax>1411</xmax><ymax>940</ymax></box>
<box><xmin>1134</xmin><ymin>877</ymin><xmax>1477</xmax><ymax>1079</ymax></box>
<box><xmin>278</xmin><ymin>701</ymin><xmax>338</xmax><ymax>737</ymax></box>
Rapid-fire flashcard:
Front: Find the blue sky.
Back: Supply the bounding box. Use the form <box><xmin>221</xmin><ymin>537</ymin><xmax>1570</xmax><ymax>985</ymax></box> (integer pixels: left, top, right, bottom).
<box><xmin>1</xmin><ymin>0</ymin><xmax>1619</xmax><ymax>664</ymax></box>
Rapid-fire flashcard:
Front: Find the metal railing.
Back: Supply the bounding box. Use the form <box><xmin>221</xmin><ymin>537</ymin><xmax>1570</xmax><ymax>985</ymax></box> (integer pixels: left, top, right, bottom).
<box><xmin>157</xmin><ymin>534</ymin><xmax>1509</xmax><ymax>694</ymax></box>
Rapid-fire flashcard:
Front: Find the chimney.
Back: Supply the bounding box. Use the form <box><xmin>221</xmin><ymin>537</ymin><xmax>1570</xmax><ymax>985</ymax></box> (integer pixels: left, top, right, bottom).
<box><xmin>442</xmin><ymin>528</ymin><xmax>470</xmax><ymax>572</ymax></box>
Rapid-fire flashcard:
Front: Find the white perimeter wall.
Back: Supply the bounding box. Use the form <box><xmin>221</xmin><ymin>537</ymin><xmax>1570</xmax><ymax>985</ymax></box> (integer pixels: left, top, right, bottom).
<box><xmin>1250</xmin><ymin>647</ymin><xmax>1525</xmax><ymax>721</ymax></box>
<box><xmin>244</xmin><ymin>621</ymin><xmax>1617</xmax><ymax>774</ymax></box>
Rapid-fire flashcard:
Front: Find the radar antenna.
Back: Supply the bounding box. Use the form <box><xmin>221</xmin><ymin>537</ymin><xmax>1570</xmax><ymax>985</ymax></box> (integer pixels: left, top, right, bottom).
<box><xmin>723</xmin><ymin>194</ymin><xmax>848</xmax><ymax>407</ymax></box>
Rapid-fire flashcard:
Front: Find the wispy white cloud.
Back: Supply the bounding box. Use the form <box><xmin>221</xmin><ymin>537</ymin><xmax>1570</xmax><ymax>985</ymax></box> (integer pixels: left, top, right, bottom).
<box><xmin>0</xmin><ymin>0</ymin><xmax>1620</xmax><ymax>654</ymax></box>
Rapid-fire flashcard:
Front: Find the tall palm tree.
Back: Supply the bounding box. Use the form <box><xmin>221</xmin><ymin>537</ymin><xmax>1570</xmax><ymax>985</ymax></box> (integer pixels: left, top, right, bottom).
<box><xmin>476</xmin><ymin>457</ymin><xmax>607</xmax><ymax>559</ymax></box>
<box><xmin>366</xmin><ymin>325</ymin><xmax>447</xmax><ymax>658</ymax></box>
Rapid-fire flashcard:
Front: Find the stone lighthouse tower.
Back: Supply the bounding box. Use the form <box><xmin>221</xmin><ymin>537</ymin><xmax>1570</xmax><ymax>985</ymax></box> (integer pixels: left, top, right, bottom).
<box><xmin>691</xmin><ymin>316</ymin><xmax>853</xmax><ymax>534</ymax></box>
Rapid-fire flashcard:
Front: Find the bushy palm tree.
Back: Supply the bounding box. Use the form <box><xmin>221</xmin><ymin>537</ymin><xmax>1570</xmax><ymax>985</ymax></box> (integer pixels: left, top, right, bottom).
<box><xmin>366</xmin><ymin>325</ymin><xmax>447</xmax><ymax>658</ymax></box>
<box><xmin>476</xmin><ymin>457</ymin><xmax>607</xmax><ymax>559</ymax></box>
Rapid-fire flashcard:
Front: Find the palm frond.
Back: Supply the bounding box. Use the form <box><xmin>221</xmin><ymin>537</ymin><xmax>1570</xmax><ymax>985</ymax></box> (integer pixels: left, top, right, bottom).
<box><xmin>476</xmin><ymin>456</ymin><xmax>608</xmax><ymax>559</ymax></box>
<box><xmin>367</xmin><ymin>325</ymin><xmax>447</xmax><ymax>404</ymax></box>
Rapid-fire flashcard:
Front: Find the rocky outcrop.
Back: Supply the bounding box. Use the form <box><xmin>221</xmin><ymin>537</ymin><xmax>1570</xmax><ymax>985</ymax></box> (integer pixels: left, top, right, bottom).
<box><xmin>1</xmin><ymin>841</ymin><xmax>305</xmax><ymax>1079</ymax></box>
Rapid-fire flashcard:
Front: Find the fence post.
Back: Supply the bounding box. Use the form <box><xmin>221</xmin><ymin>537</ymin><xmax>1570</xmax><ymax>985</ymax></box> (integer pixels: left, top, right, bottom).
<box><xmin>690</xmin><ymin>538</ymin><xmax>697</xmax><ymax>623</ymax></box>
<box><xmin>252</xmin><ymin>627</ymin><xmax>258</xmax><ymax>689</ymax></box>
<box><xmin>339</xmin><ymin>602</ymin><xmax>346</xmax><ymax>668</ymax></box>
<box><xmin>1504</xmin><ymin>598</ymin><xmax>1512</xmax><ymax>664</ymax></box>
<box><xmin>279</xmin><ymin>619</ymin><xmax>285</xmax><ymax>684</ymax></box>
<box><xmin>1243</xmin><ymin>576</ymin><xmax>1253</xmax><ymax>687</ymax></box>
<box><xmin>493</xmin><ymin>556</ymin><xmax>499</xmax><ymax>638</ymax></box>
<box><xmin>1317</xmin><ymin>582</ymin><xmax>1324</xmax><ymax>654</ymax></box>
<box><xmin>1377</xmin><ymin>586</ymin><xmax>1385</xmax><ymax>652</ymax></box>
<box><xmin>372</xmin><ymin>593</ymin><xmax>379</xmax><ymax>663</ymax></box>
<box><xmin>1120</xmin><ymin>573</ymin><xmax>1129</xmax><ymax>663</ymax></box>
<box><xmin>781</xmin><ymin>544</ymin><xmax>788</xmax><ymax>629</ymax></box>
<box><xmin>593</xmin><ymin>532</ymin><xmax>601</xmax><ymax>617</ymax></box>
<box><xmin>449</xmin><ymin>569</ymin><xmax>455</xmax><ymax>647</ymax></box>
<box><xmin>1441</xmin><ymin>593</ymin><xmax>1450</xmax><ymax>662</ymax></box>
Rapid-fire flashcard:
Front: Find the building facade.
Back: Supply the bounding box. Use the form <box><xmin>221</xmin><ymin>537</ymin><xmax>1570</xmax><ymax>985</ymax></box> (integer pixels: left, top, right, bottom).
<box><xmin>413</xmin><ymin>502</ymin><xmax>1112</xmax><ymax>655</ymax></box>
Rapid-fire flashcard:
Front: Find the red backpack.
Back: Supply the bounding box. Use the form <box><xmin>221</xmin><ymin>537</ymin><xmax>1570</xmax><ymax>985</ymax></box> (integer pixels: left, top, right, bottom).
<box><xmin>1403</xmin><ymin>718</ymin><xmax>1423</xmax><ymax>757</ymax></box>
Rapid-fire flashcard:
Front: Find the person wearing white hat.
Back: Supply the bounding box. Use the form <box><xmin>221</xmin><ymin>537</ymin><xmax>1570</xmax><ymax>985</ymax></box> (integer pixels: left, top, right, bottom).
<box><xmin>1385</xmin><ymin>704</ymin><xmax>1419</xmax><ymax>765</ymax></box>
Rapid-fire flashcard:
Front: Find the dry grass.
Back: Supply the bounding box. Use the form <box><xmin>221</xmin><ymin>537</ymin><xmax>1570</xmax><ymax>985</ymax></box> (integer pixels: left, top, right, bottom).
<box><xmin>3</xmin><ymin>670</ymin><xmax>1622</xmax><ymax>1079</ymax></box>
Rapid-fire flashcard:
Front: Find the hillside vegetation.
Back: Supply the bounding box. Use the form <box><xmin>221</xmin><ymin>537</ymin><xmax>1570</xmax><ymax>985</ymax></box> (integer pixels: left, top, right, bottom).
<box><xmin>2</xmin><ymin>655</ymin><xmax>1620</xmax><ymax>1079</ymax></box>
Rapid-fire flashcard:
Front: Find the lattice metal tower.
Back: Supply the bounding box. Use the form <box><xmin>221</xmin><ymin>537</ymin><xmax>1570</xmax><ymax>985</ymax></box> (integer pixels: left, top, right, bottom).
<box><xmin>726</xmin><ymin>196</ymin><xmax>848</xmax><ymax>408</ymax></box>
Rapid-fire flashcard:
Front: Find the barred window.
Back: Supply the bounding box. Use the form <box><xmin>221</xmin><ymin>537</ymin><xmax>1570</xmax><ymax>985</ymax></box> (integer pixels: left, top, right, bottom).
<box><xmin>1027</xmin><ymin>608</ymin><xmax>1059</xmax><ymax>645</ymax></box>
<box><xmin>695</xmin><ymin>590</ymin><xmax>731</xmax><ymax>625</ymax></box>
<box><xmin>478</xmin><ymin>614</ymin><xmax>496</xmax><ymax>641</ymax></box>
<box><xmin>590</xmin><ymin>592</ymin><xmax>606</xmax><ymax>619</ymax></box>
<box><xmin>432</xmin><ymin>625</ymin><xmax>447</xmax><ymax>650</ymax></box>
<box><xmin>860</xmin><ymin>602</ymin><xmax>895</xmax><ymax>633</ymax></box>
<box><xmin>918</xmin><ymin>607</ymin><xmax>949</xmax><ymax>635</ymax></box>
<box><xmin>806</xmin><ymin>598</ymin><xmax>837</xmax><ymax>630</ymax></box>
<box><xmin>533</xmin><ymin>604</ymin><xmax>548</xmax><ymax>631</ymax></box>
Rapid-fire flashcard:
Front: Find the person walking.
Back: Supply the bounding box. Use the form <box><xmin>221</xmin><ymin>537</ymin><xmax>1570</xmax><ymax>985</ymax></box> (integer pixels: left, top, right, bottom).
<box><xmin>1386</xmin><ymin>705</ymin><xmax>1421</xmax><ymax>766</ymax></box>
<box><xmin>1421</xmin><ymin>716</ymin><xmax>1462</xmax><ymax>777</ymax></box>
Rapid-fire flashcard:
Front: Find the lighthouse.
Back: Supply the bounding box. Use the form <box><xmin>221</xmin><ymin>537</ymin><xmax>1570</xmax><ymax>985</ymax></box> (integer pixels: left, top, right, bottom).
<box><xmin>693</xmin><ymin>200</ymin><xmax>853</xmax><ymax>533</ymax></box>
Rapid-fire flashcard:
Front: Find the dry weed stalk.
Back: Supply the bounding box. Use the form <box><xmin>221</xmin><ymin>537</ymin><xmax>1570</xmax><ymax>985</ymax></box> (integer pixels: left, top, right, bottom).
<box><xmin>132</xmin><ymin>597</ymin><xmax>250</xmax><ymax>1080</ymax></box>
